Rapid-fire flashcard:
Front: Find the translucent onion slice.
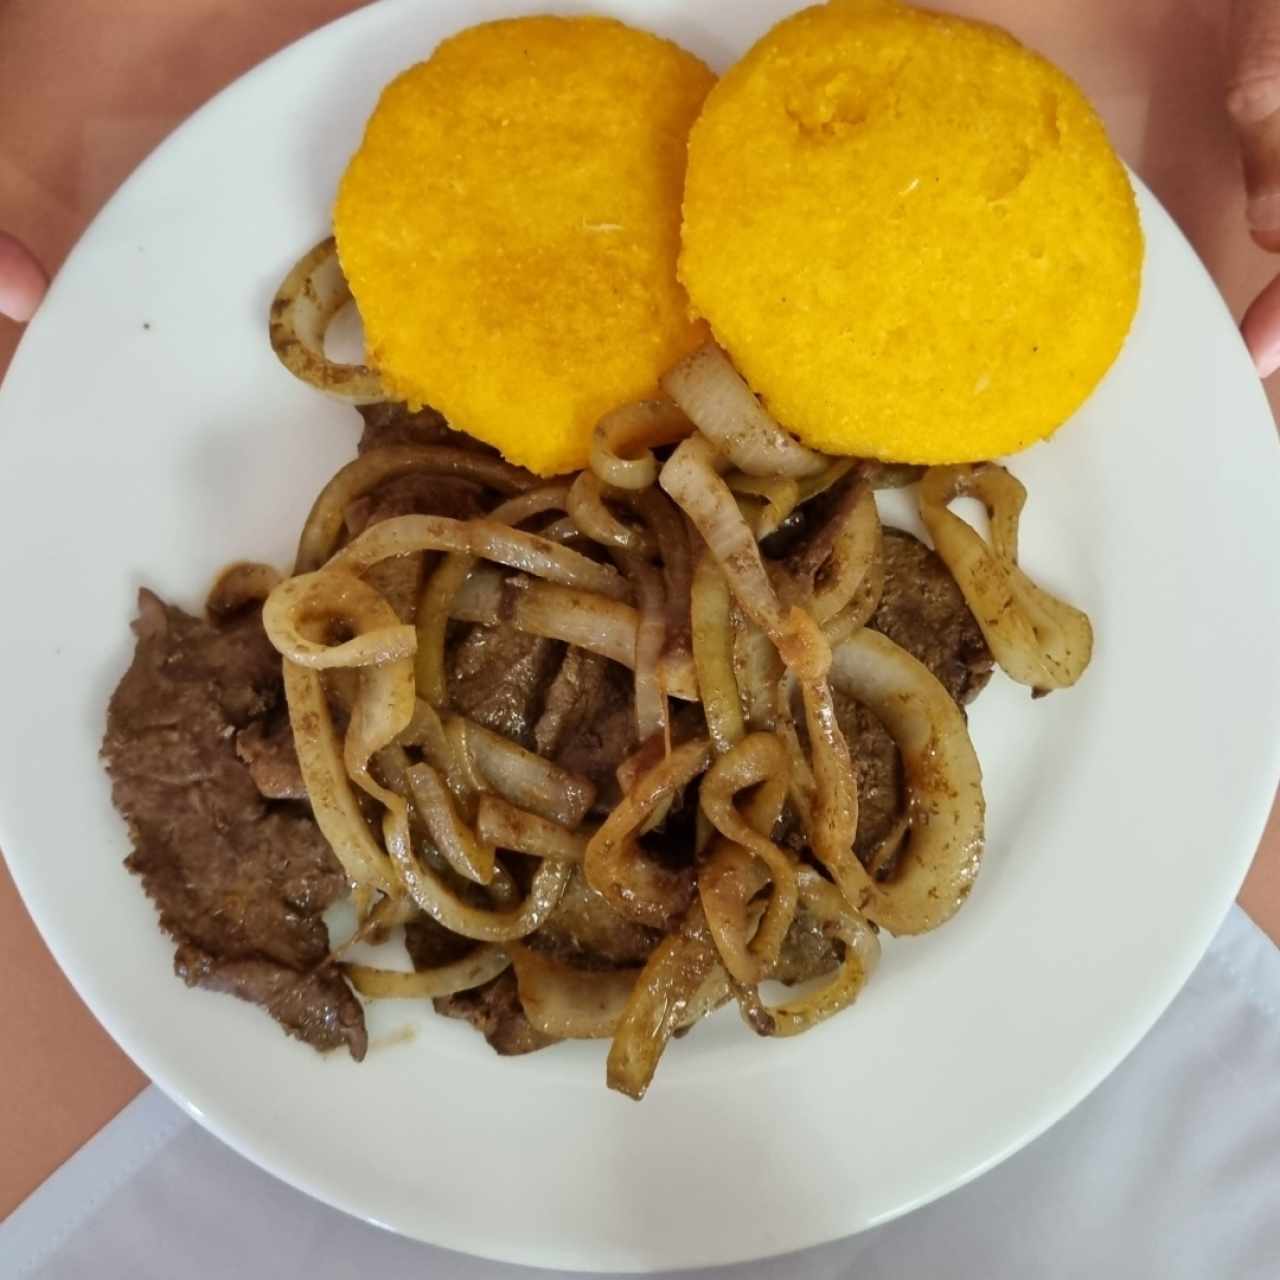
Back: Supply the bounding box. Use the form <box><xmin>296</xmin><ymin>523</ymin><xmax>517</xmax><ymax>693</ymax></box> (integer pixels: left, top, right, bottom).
<box><xmin>508</xmin><ymin>945</ymin><xmax>640</xmax><ymax>1039</ymax></box>
<box><xmin>344</xmin><ymin>947</ymin><xmax>510</xmax><ymax>999</ymax></box>
<box><xmin>624</xmin><ymin>488</ymin><xmax>692</xmax><ymax>652</ymax></box>
<box><xmin>607</xmin><ymin>904</ymin><xmax>720</xmax><ymax>1100</ymax></box>
<box><xmin>792</xmin><ymin>477</ymin><xmax>881</xmax><ymax>625</ymax></box>
<box><xmin>295</xmin><ymin>445</ymin><xmax>537</xmax><ymax>573</ymax></box>
<box><xmin>698</xmin><ymin>733</ymin><xmax>796</xmax><ymax>982</ymax></box>
<box><xmin>734</xmin><ymin>868</ymin><xmax>880</xmax><ymax>1037</ymax></box>
<box><xmin>268</xmin><ymin>237</ymin><xmax>385</xmax><ymax>404</ymax></box>
<box><xmin>589</xmin><ymin>399</ymin><xmax>694</xmax><ymax>491</ymax></box>
<box><xmin>661</xmin><ymin>344</ymin><xmax>826</xmax><ymax>479</ymax></box>
<box><xmin>405</xmin><ymin>762</ymin><xmax>496</xmax><ymax>885</ymax></box>
<box><xmin>206</xmin><ymin>561</ymin><xmax>282</xmax><ymax>621</ymax></box>
<box><xmin>584</xmin><ymin>736</ymin><xmax>712</xmax><ymax>928</ymax></box>
<box><xmin>727</xmin><ymin>472</ymin><xmax>800</xmax><ymax>538</ymax></box>
<box><xmin>450</xmin><ymin>570</ymin><xmax>700</xmax><ymax>701</ymax></box>
<box><xmin>264</xmin><ymin>570</ymin><xmax>416</xmax><ymax>669</ymax></box>
<box><xmin>453</xmin><ymin>716</ymin><xmax>596</xmax><ymax>828</ymax></box>
<box><xmin>283</xmin><ymin>660</ymin><xmax>397</xmax><ymax>893</ymax></box>
<box><xmin>389</xmin><ymin>840</ymin><xmax>572</xmax><ymax>943</ymax></box>
<box><xmin>475</xmin><ymin>795</ymin><xmax>590</xmax><ymax>861</ymax></box>
<box><xmin>690</xmin><ymin>552</ymin><xmax>745</xmax><ymax>753</ymax></box>
<box><xmin>267</xmin><ymin>569</ymin><xmax>415</xmax><ymax>893</ymax></box>
<box><xmin>660</xmin><ymin>433</ymin><xmax>829</xmax><ymax>682</ymax></box>
<box><xmin>617</xmin><ymin>550</ymin><xmax>669</xmax><ymax>744</ymax></box>
<box><xmin>828</xmin><ymin>628</ymin><xmax>986</xmax><ymax>935</ymax></box>
<box><xmin>568</xmin><ymin>471</ymin><xmax>654</xmax><ymax>553</ymax></box>
<box><xmin>414</xmin><ymin>484</ymin><xmax>572</xmax><ymax>705</ymax></box>
<box><xmin>328</xmin><ymin>513</ymin><xmax>629</xmax><ymax>602</ymax></box>
<box><xmin>919</xmin><ymin>463</ymin><xmax>1093</xmax><ymax>692</ymax></box>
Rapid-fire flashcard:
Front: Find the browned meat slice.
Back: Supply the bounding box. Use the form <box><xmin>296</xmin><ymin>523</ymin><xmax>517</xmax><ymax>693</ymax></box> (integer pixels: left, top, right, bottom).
<box><xmin>103</xmin><ymin>590</ymin><xmax>366</xmax><ymax>1059</ymax></box>
<box><xmin>345</xmin><ymin>470</ymin><xmax>489</xmax><ymax>622</ymax></box>
<box><xmin>176</xmin><ymin>947</ymin><xmax>366</xmax><ymax>1051</ymax></box>
<box><xmin>405</xmin><ymin>913</ymin><xmax>477</xmax><ymax>971</ymax></box>
<box><xmin>527</xmin><ymin>867</ymin><xmax>660</xmax><ymax>968</ymax></box>
<box><xmin>870</xmin><ymin>528</ymin><xmax>993</xmax><ymax>706</ymax></box>
<box><xmin>447</xmin><ymin>624</ymin><xmax>562</xmax><ymax>749</ymax></box>
<box><xmin>837</xmin><ymin>696</ymin><xmax>905</xmax><ymax>865</ymax></box>
<box><xmin>235</xmin><ymin>713</ymin><xmax>306</xmax><ymax>801</ymax></box>
<box><xmin>772</xmin><ymin>907</ymin><xmax>840</xmax><ymax>985</ymax></box>
<box><xmin>534</xmin><ymin>646</ymin><xmax>610</xmax><ymax>756</ymax></box>
<box><xmin>357</xmin><ymin>401</ymin><xmax>455</xmax><ymax>452</ymax></box>
<box><xmin>343</xmin><ymin>472</ymin><xmax>486</xmax><ymax>537</ymax></box>
<box><xmin>547</xmin><ymin>659</ymin><xmax>638</xmax><ymax>808</ymax></box>
<box><xmin>434</xmin><ymin>971</ymin><xmax>557</xmax><ymax>1055</ymax></box>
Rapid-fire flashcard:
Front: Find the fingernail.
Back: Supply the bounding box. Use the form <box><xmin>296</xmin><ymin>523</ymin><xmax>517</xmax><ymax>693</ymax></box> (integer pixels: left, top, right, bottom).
<box><xmin>1255</xmin><ymin>342</ymin><xmax>1280</xmax><ymax>379</ymax></box>
<box><xmin>1247</xmin><ymin>191</ymin><xmax>1280</xmax><ymax>232</ymax></box>
<box><xmin>1228</xmin><ymin>78</ymin><xmax>1280</xmax><ymax>127</ymax></box>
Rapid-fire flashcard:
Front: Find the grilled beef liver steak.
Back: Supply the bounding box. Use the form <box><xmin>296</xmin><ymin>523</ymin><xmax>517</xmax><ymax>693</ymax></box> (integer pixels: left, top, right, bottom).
<box><xmin>869</xmin><ymin>528</ymin><xmax>993</xmax><ymax>706</ymax></box>
<box><xmin>102</xmin><ymin>590</ymin><xmax>366</xmax><ymax>1058</ymax></box>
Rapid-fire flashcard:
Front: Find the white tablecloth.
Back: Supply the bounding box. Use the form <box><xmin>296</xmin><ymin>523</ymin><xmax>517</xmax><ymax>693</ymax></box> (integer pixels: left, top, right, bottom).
<box><xmin>4</xmin><ymin>905</ymin><xmax>1279</xmax><ymax>1279</ymax></box>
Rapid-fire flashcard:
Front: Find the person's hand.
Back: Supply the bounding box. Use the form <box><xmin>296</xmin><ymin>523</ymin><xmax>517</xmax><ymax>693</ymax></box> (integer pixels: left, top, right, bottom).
<box><xmin>0</xmin><ymin>232</ymin><xmax>48</xmax><ymax>324</ymax></box>
<box><xmin>1229</xmin><ymin>0</ymin><xmax>1280</xmax><ymax>376</ymax></box>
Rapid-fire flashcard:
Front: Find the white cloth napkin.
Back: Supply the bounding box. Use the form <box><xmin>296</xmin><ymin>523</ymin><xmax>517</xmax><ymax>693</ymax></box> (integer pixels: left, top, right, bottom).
<box><xmin>4</xmin><ymin>905</ymin><xmax>1279</xmax><ymax>1280</ymax></box>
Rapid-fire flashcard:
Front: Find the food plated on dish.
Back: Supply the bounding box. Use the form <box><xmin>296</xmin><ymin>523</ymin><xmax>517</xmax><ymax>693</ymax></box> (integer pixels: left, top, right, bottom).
<box><xmin>102</xmin><ymin>1</ymin><xmax>1139</xmax><ymax>1099</ymax></box>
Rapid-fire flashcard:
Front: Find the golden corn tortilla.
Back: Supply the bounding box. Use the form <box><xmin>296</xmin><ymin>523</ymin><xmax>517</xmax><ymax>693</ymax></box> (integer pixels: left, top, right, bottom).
<box><xmin>335</xmin><ymin>16</ymin><xmax>713</xmax><ymax>476</ymax></box>
<box><xmin>679</xmin><ymin>0</ymin><xmax>1144</xmax><ymax>464</ymax></box>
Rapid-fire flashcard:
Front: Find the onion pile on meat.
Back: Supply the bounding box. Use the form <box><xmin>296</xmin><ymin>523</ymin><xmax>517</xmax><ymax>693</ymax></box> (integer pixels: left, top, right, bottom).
<box><xmin>100</xmin><ymin>249</ymin><xmax>1093</xmax><ymax>1100</ymax></box>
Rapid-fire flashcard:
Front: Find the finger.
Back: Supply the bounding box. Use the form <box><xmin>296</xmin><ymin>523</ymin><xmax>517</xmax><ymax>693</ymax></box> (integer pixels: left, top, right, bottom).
<box><xmin>1229</xmin><ymin>0</ymin><xmax>1280</xmax><ymax>251</ymax></box>
<box><xmin>0</xmin><ymin>232</ymin><xmax>49</xmax><ymax>323</ymax></box>
<box><xmin>1241</xmin><ymin>270</ymin><xmax>1280</xmax><ymax>376</ymax></box>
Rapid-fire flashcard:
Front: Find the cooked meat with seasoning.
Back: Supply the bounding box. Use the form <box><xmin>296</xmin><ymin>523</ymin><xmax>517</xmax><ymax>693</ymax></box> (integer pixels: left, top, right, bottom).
<box><xmin>447</xmin><ymin>624</ymin><xmax>562</xmax><ymax>749</ymax></box>
<box><xmin>236</xmin><ymin>712</ymin><xmax>307</xmax><ymax>801</ymax></box>
<box><xmin>111</xmin><ymin>319</ymin><xmax>1091</xmax><ymax>1097</ymax></box>
<box><xmin>102</xmin><ymin>590</ymin><xmax>366</xmax><ymax>1059</ymax></box>
<box><xmin>870</xmin><ymin>528</ymin><xmax>993</xmax><ymax>706</ymax></box>
<box><xmin>434</xmin><ymin>971</ymin><xmax>557</xmax><ymax>1056</ymax></box>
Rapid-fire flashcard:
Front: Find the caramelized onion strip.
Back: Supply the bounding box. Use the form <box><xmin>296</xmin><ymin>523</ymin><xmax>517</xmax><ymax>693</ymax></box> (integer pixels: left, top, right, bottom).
<box><xmin>735</xmin><ymin>869</ymin><xmax>880</xmax><ymax>1037</ymax></box>
<box><xmin>451</xmin><ymin>570</ymin><xmax>700</xmax><ymax>701</ymax></box>
<box><xmin>269</xmin><ymin>237</ymin><xmax>385</xmax><ymax>405</ymax></box>
<box><xmin>590</xmin><ymin>399</ymin><xmax>694</xmax><ymax>492</ymax></box>
<box><xmin>727</xmin><ymin>472</ymin><xmax>799</xmax><ymax>539</ymax></box>
<box><xmin>264</xmin><ymin>570</ymin><xmax>416</xmax><ymax>668</ymax></box>
<box><xmin>698</xmin><ymin>733</ymin><xmax>794</xmax><ymax>983</ymax></box>
<box><xmin>618</xmin><ymin>551</ymin><xmax>668</xmax><ymax>744</ymax></box>
<box><xmin>413</xmin><ymin>484</ymin><xmax>572</xmax><ymax>706</ymax></box>
<box><xmin>509</xmin><ymin>945</ymin><xmax>640</xmax><ymax>1038</ymax></box>
<box><xmin>328</xmin><ymin>513</ymin><xmax>629</xmax><ymax>602</ymax></box>
<box><xmin>568</xmin><ymin>472</ymin><xmax>654</xmax><ymax>553</ymax></box>
<box><xmin>206</xmin><ymin>561</ymin><xmax>282</xmax><ymax>621</ymax></box>
<box><xmin>828</xmin><ymin>628</ymin><xmax>986</xmax><ymax>934</ymax></box>
<box><xmin>691</xmin><ymin>552</ymin><xmax>745</xmax><ymax>753</ymax></box>
<box><xmin>660</xmin><ymin>434</ymin><xmax>829</xmax><ymax>681</ymax></box>
<box><xmin>453</xmin><ymin>716</ymin><xmax>595</xmax><ymax>827</ymax></box>
<box><xmin>475</xmin><ymin>795</ymin><xmax>589</xmax><ymax>861</ymax></box>
<box><xmin>296</xmin><ymin>445</ymin><xmax>536</xmax><ymax>572</ymax></box>
<box><xmin>607</xmin><ymin>905</ymin><xmax>720</xmax><ymax>1100</ymax></box>
<box><xmin>282</xmin><ymin>660</ymin><xmax>398</xmax><ymax>893</ymax></box>
<box><xmin>661</xmin><ymin>344</ymin><xmax>826</xmax><ymax>479</ymax></box>
<box><xmin>405</xmin><ymin>763</ymin><xmax>496</xmax><ymax>885</ymax></box>
<box><xmin>625</xmin><ymin>488</ymin><xmax>692</xmax><ymax>651</ymax></box>
<box><xmin>389</xmin><ymin>842</ymin><xmax>572</xmax><ymax>943</ymax></box>
<box><xmin>344</xmin><ymin>947</ymin><xmax>510</xmax><ymax>999</ymax></box>
<box><xmin>584</xmin><ymin>737</ymin><xmax>712</xmax><ymax>928</ymax></box>
<box><xmin>919</xmin><ymin>463</ymin><xmax>1093</xmax><ymax>691</ymax></box>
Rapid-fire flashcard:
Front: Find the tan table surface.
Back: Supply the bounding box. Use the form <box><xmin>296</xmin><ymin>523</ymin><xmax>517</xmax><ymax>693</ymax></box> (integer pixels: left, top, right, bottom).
<box><xmin>1</xmin><ymin>0</ymin><xmax>1277</xmax><ymax>1226</ymax></box>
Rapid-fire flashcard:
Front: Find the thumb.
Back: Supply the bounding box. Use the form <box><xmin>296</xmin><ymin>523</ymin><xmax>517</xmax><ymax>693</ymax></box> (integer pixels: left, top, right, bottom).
<box><xmin>0</xmin><ymin>232</ymin><xmax>48</xmax><ymax>323</ymax></box>
<box><xmin>1229</xmin><ymin>0</ymin><xmax>1280</xmax><ymax>250</ymax></box>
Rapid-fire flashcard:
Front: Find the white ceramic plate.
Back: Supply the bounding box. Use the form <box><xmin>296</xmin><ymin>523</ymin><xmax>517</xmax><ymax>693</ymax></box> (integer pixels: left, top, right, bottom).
<box><xmin>1</xmin><ymin>0</ymin><xmax>1278</xmax><ymax>1270</ymax></box>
